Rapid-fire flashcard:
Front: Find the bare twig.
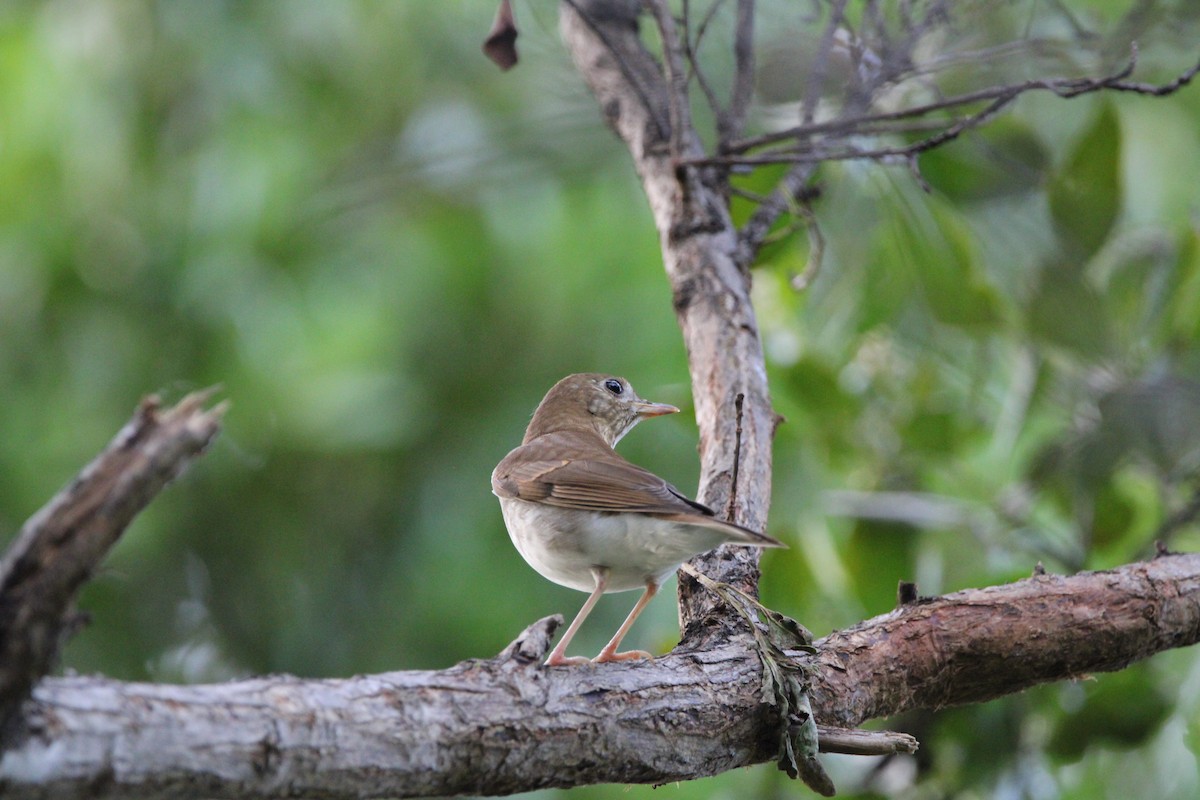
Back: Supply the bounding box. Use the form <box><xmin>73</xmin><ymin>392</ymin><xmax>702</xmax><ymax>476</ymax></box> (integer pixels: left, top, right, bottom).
<box><xmin>734</xmin><ymin>14</ymin><xmax>1089</xmax><ymax>260</ymax></box>
<box><xmin>721</xmin><ymin>46</ymin><xmax>1198</xmax><ymax>159</ymax></box>
<box><xmin>801</xmin><ymin>0</ymin><xmax>851</xmax><ymax>126</ymax></box>
<box><xmin>736</xmin><ymin>163</ymin><xmax>818</xmax><ymax>269</ymax></box>
<box><xmin>816</xmin><ymin>726</ymin><xmax>919</xmax><ymax>756</ymax></box>
<box><xmin>681</xmin><ymin>49</ymin><xmax>1194</xmax><ymax>169</ymax></box>
<box><xmin>791</xmin><ymin>198</ymin><xmax>825</xmax><ymax>290</ymax></box>
<box><xmin>682</xmin><ymin>0</ymin><xmax>727</xmax><ymax>129</ymax></box>
<box><xmin>722</xmin><ymin>0</ymin><xmax>756</xmax><ymax>146</ymax></box>
<box><xmin>644</xmin><ymin>0</ymin><xmax>693</xmax><ymax>158</ymax></box>
<box><xmin>691</xmin><ymin>0</ymin><xmax>728</xmax><ymax>60</ymax></box>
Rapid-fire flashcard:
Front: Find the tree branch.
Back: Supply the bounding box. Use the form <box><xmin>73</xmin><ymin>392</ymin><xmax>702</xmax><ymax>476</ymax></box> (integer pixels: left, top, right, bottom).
<box><xmin>735</xmin><ymin>162</ymin><xmax>818</xmax><ymax>271</ymax></box>
<box><xmin>2</xmin><ymin>554</ymin><xmax>1197</xmax><ymax>799</ymax></box>
<box><xmin>561</xmin><ymin>1</ymin><xmax>777</xmax><ymax>629</ymax></box>
<box><xmin>644</xmin><ymin>0</ymin><xmax>693</xmax><ymax>159</ymax></box>
<box><xmin>812</xmin><ymin>552</ymin><xmax>1200</xmax><ymax>725</ymax></box>
<box><xmin>729</xmin><ymin>47</ymin><xmax>1198</xmax><ymax>267</ymax></box>
<box><xmin>696</xmin><ymin>48</ymin><xmax>1199</xmax><ymax>169</ymax></box>
<box><xmin>0</xmin><ymin>391</ymin><xmax>226</xmax><ymax>742</ymax></box>
<box><xmin>720</xmin><ymin>0</ymin><xmax>755</xmax><ymax>146</ymax></box>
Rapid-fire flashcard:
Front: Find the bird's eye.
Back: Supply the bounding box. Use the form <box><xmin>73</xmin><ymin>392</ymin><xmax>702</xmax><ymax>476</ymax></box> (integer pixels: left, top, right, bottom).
<box><xmin>604</xmin><ymin>379</ymin><xmax>623</xmax><ymax>395</ymax></box>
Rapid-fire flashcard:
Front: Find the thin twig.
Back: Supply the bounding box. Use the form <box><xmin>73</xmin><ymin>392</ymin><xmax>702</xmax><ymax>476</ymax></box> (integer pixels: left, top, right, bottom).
<box><xmin>723</xmin><ymin>45</ymin><xmax>1190</xmax><ymax>156</ymax></box>
<box><xmin>736</xmin><ymin>163</ymin><xmax>818</xmax><ymax>269</ymax></box>
<box><xmin>644</xmin><ymin>0</ymin><xmax>694</xmax><ymax>158</ymax></box>
<box><xmin>721</xmin><ymin>0</ymin><xmax>756</xmax><ymax>146</ymax></box>
<box><xmin>686</xmin><ymin>87</ymin><xmax>1033</xmax><ymax>167</ymax></box>
<box><xmin>692</xmin><ymin>0</ymin><xmax>728</xmax><ymax>59</ymax></box>
<box><xmin>801</xmin><ymin>0</ymin><xmax>851</xmax><ymax>126</ymax></box>
<box><xmin>727</xmin><ymin>392</ymin><xmax>745</xmax><ymax>522</ymax></box>
<box><xmin>683</xmin><ymin>0</ymin><xmax>726</xmax><ymax>128</ymax></box>
<box><xmin>816</xmin><ymin>726</ymin><xmax>919</xmax><ymax>756</ymax></box>
<box><xmin>791</xmin><ymin>200</ymin><xmax>825</xmax><ymax>290</ymax></box>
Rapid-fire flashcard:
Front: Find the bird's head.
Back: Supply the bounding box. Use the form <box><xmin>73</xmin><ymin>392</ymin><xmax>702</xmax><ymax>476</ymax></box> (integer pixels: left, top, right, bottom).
<box><xmin>523</xmin><ymin>373</ymin><xmax>679</xmax><ymax>447</ymax></box>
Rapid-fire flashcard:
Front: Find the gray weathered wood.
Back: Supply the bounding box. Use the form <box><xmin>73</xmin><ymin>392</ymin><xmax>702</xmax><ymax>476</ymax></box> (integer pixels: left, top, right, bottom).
<box><xmin>2</xmin><ymin>554</ymin><xmax>1198</xmax><ymax>799</ymax></box>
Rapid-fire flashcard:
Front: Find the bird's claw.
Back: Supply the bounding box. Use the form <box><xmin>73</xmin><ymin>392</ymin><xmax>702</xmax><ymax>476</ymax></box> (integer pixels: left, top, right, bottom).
<box><xmin>592</xmin><ymin>648</ymin><xmax>653</xmax><ymax>663</ymax></box>
<box><xmin>544</xmin><ymin>653</ymin><xmax>592</xmax><ymax>667</ymax></box>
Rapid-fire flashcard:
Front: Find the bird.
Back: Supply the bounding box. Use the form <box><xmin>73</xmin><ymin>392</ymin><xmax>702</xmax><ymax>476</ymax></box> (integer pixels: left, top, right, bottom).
<box><xmin>491</xmin><ymin>373</ymin><xmax>784</xmax><ymax>666</ymax></box>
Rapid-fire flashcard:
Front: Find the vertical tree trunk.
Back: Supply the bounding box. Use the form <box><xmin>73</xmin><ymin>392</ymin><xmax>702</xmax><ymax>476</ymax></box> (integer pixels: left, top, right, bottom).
<box><xmin>560</xmin><ymin>1</ymin><xmax>777</xmax><ymax>629</ymax></box>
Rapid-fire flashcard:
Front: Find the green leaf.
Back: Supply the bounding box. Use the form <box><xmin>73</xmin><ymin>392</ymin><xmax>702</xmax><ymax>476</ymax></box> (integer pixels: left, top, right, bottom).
<box><xmin>1048</xmin><ymin>103</ymin><xmax>1122</xmax><ymax>261</ymax></box>
<box><xmin>894</xmin><ymin>203</ymin><xmax>1004</xmax><ymax>330</ymax></box>
<box><xmin>919</xmin><ymin>117</ymin><xmax>1049</xmax><ymax>204</ymax></box>
<box><xmin>1168</xmin><ymin>229</ymin><xmax>1200</xmax><ymax>341</ymax></box>
<box><xmin>1028</xmin><ymin>263</ymin><xmax>1113</xmax><ymax>360</ymax></box>
<box><xmin>1047</xmin><ymin>667</ymin><xmax>1172</xmax><ymax>761</ymax></box>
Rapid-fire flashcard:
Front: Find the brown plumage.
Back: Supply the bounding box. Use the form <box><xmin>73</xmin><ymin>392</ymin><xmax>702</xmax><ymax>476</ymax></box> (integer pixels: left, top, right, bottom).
<box><xmin>492</xmin><ymin>373</ymin><xmax>784</xmax><ymax>666</ymax></box>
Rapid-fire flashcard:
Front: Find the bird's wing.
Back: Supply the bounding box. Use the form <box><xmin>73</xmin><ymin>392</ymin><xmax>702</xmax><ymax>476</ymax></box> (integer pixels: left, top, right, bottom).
<box><xmin>492</xmin><ymin>443</ymin><xmax>712</xmax><ymax>516</ymax></box>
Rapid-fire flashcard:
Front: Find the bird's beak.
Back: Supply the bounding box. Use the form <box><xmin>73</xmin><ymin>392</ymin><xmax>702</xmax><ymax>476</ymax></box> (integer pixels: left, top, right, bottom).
<box><xmin>634</xmin><ymin>400</ymin><xmax>679</xmax><ymax>418</ymax></box>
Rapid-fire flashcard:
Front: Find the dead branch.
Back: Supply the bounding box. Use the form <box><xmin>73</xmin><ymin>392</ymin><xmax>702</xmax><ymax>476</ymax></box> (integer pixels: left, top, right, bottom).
<box><xmin>0</xmin><ymin>391</ymin><xmax>226</xmax><ymax>742</ymax></box>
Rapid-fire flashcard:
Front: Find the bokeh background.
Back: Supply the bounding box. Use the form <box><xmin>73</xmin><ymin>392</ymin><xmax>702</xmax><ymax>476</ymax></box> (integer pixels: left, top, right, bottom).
<box><xmin>2</xmin><ymin>1</ymin><xmax>1199</xmax><ymax>797</ymax></box>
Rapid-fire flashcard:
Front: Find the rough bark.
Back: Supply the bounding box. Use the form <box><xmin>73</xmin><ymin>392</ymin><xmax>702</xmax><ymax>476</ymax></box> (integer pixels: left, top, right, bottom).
<box><xmin>1</xmin><ymin>554</ymin><xmax>1197</xmax><ymax>799</ymax></box>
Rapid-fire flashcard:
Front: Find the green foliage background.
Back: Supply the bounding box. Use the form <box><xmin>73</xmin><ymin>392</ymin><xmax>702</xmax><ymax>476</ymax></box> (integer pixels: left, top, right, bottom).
<box><xmin>1</xmin><ymin>2</ymin><xmax>1199</xmax><ymax>797</ymax></box>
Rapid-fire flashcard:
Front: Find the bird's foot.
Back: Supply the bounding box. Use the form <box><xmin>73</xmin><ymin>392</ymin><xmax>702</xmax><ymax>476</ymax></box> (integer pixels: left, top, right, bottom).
<box><xmin>544</xmin><ymin>653</ymin><xmax>592</xmax><ymax>667</ymax></box>
<box><xmin>592</xmin><ymin>648</ymin><xmax>653</xmax><ymax>663</ymax></box>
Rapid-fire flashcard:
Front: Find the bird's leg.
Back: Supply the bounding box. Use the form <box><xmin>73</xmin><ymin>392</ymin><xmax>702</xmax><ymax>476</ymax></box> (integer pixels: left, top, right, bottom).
<box><xmin>592</xmin><ymin>580</ymin><xmax>658</xmax><ymax>663</ymax></box>
<box><xmin>545</xmin><ymin>567</ymin><xmax>609</xmax><ymax>666</ymax></box>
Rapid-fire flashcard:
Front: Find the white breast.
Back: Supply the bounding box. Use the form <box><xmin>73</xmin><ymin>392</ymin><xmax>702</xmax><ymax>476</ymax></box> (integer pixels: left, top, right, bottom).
<box><xmin>498</xmin><ymin>497</ymin><xmax>731</xmax><ymax>593</ymax></box>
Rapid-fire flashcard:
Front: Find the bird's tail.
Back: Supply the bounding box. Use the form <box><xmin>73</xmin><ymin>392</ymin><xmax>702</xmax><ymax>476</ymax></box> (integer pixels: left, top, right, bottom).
<box><xmin>660</xmin><ymin>513</ymin><xmax>786</xmax><ymax>548</ymax></box>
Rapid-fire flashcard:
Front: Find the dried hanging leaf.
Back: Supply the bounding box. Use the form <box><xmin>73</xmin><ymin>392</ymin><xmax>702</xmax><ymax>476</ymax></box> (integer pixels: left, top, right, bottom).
<box><xmin>483</xmin><ymin>0</ymin><xmax>519</xmax><ymax>71</ymax></box>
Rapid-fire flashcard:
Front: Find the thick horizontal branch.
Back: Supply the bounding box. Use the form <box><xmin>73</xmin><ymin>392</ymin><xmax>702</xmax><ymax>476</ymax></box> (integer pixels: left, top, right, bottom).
<box><xmin>2</xmin><ymin>553</ymin><xmax>1197</xmax><ymax>799</ymax></box>
<box><xmin>0</xmin><ymin>391</ymin><xmax>226</xmax><ymax>740</ymax></box>
<box><xmin>810</xmin><ymin>552</ymin><xmax>1200</xmax><ymax>726</ymax></box>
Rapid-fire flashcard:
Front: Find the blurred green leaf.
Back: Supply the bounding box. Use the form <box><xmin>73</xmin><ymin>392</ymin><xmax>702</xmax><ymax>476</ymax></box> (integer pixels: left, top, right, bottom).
<box><xmin>1028</xmin><ymin>263</ymin><xmax>1114</xmax><ymax>359</ymax></box>
<box><xmin>1048</xmin><ymin>668</ymin><xmax>1172</xmax><ymax>761</ymax></box>
<box><xmin>1048</xmin><ymin>103</ymin><xmax>1122</xmax><ymax>261</ymax></box>
<box><xmin>894</xmin><ymin>202</ymin><xmax>1004</xmax><ymax>330</ymax></box>
<box><xmin>1168</xmin><ymin>230</ymin><xmax>1200</xmax><ymax>342</ymax></box>
<box><xmin>920</xmin><ymin>117</ymin><xmax>1050</xmax><ymax>203</ymax></box>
